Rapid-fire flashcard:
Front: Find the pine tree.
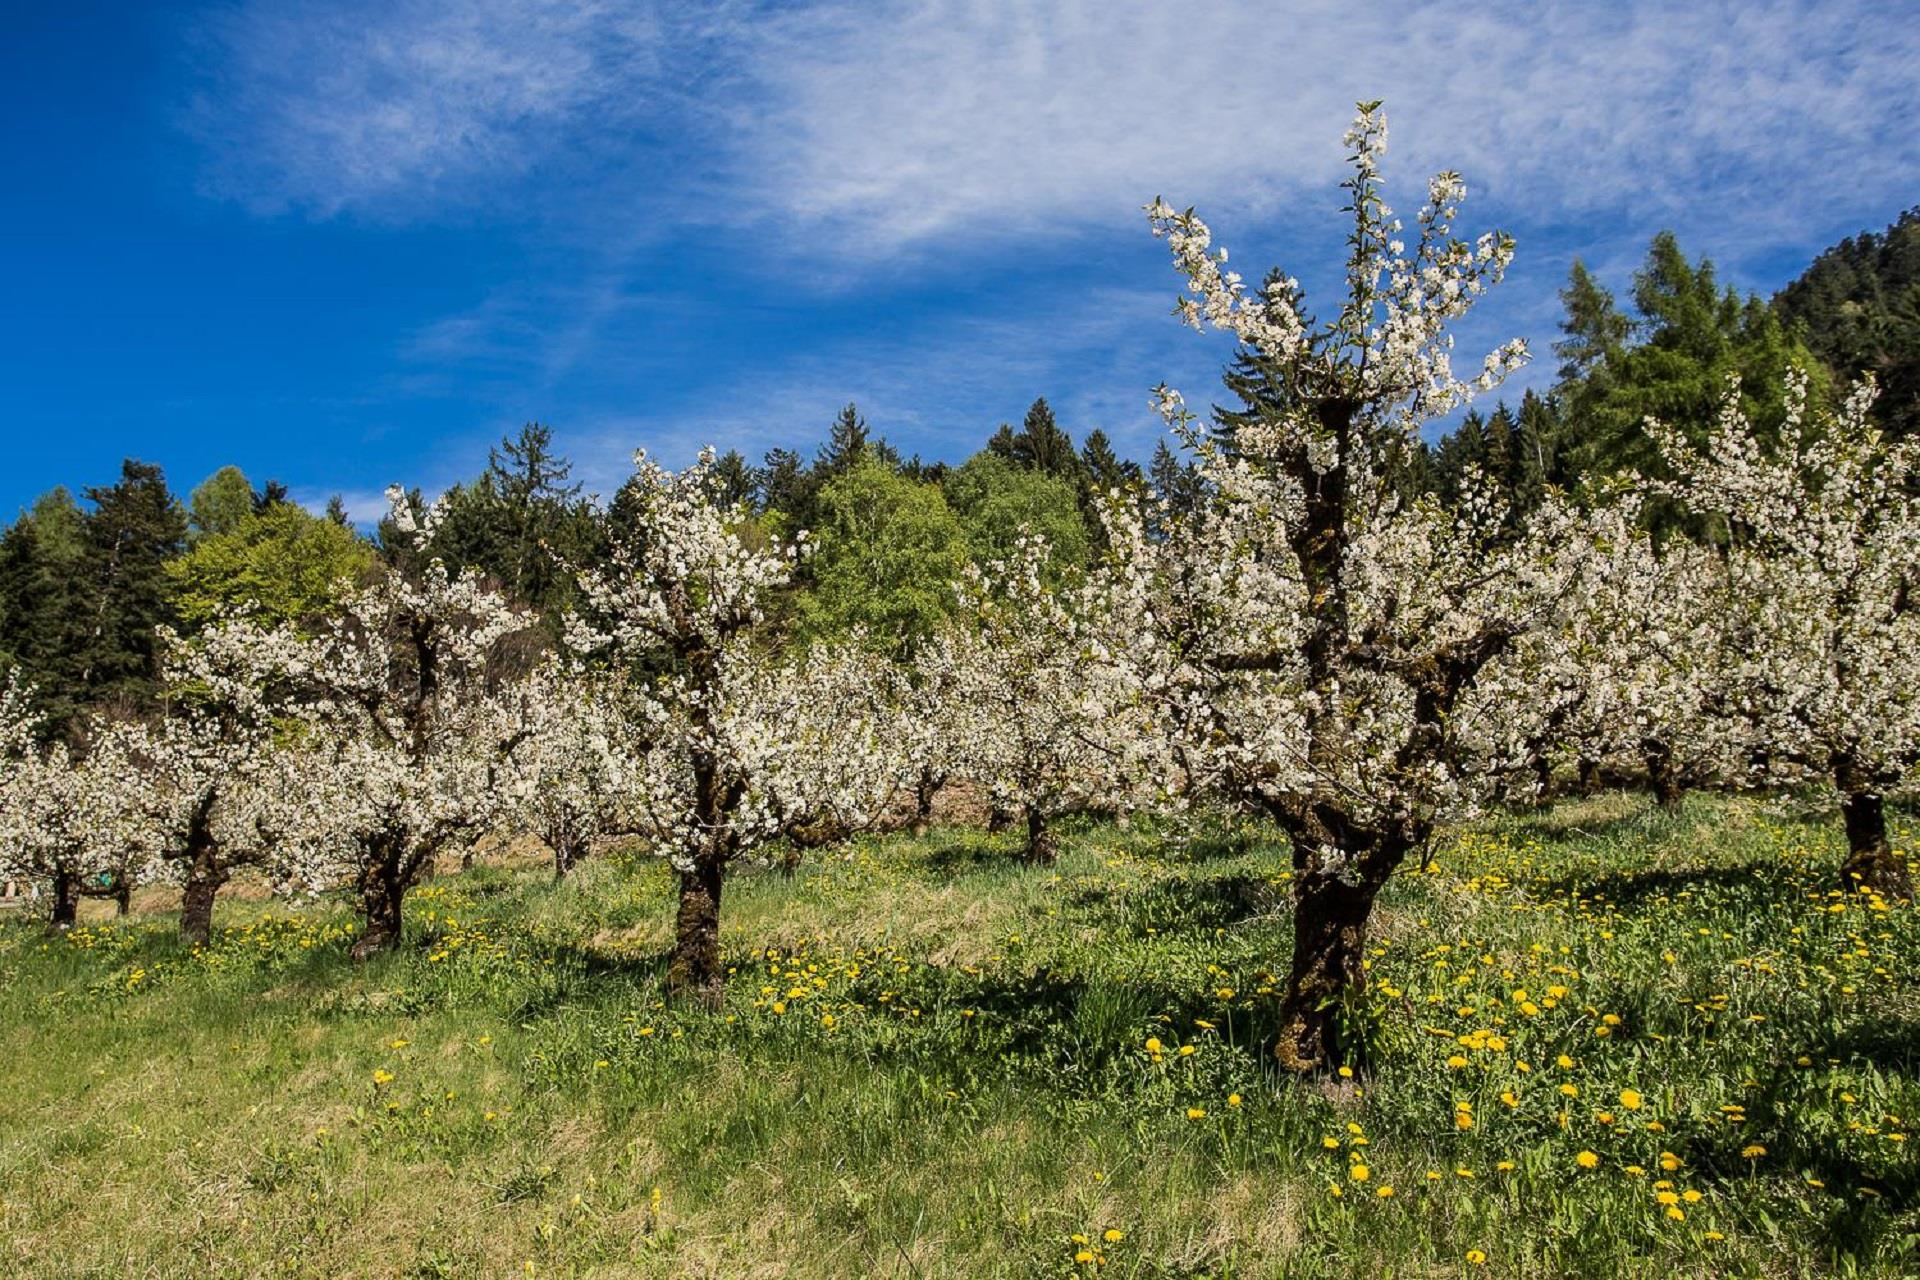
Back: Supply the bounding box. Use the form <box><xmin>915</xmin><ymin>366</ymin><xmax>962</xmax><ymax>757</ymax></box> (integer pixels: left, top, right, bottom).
<box><xmin>706</xmin><ymin>450</ymin><xmax>756</xmax><ymax>509</ymax></box>
<box><xmin>1010</xmin><ymin>399</ymin><xmax>1084</xmax><ymax>480</ymax></box>
<box><xmin>757</xmin><ymin>448</ymin><xmax>809</xmax><ymax>520</ymax></box>
<box><xmin>76</xmin><ymin>460</ymin><xmax>187</xmax><ymax>713</ymax></box>
<box><xmin>1079</xmin><ymin>429</ymin><xmax>1139</xmax><ymax>494</ymax></box>
<box><xmin>0</xmin><ymin>489</ymin><xmax>90</xmax><ymax>733</ymax></box>
<box><xmin>431</xmin><ymin>423</ymin><xmax>596</xmax><ymax>626</ymax></box>
<box><xmin>818</xmin><ymin>404</ymin><xmax>872</xmax><ymax>476</ymax></box>
<box><xmin>1556</xmin><ymin>233</ymin><xmax>1824</xmax><ymax>498</ymax></box>
<box><xmin>1554</xmin><ymin>260</ymin><xmax>1631</xmax><ymax>385</ymax></box>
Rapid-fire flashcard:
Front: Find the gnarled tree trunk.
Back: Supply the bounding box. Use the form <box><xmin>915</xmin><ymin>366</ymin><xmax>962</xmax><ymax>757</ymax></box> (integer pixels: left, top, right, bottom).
<box><xmin>911</xmin><ymin>767</ymin><xmax>939</xmax><ymax>838</ymax></box>
<box><xmin>667</xmin><ymin>855</ymin><xmax>726</xmax><ymax>1007</ymax></box>
<box><xmin>1644</xmin><ymin>738</ymin><xmax>1683</xmax><ymax>813</ymax></box>
<box><xmin>1272</xmin><ymin>827</ymin><xmax>1410</xmax><ymax>1074</ymax></box>
<box><xmin>1022</xmin><ymin>805</ymin><xmax>1056</xmax><ymax>865</ymax></box>
<box><xmin>1839</xmin><ymin>785</ymin><xmax>1913</xmax><ymax>901</ymax></box>
<box><xmin>180</xmin><ymin>870</ymin><xmax>226</xmax><ymax>945</ymax></box>
<box><xmin>178</xmin><ymin>797</ymin><xmax>226</xmax><ymax>944</ymax></box>
<box><xmin>350</xmin><ymin>844</ymin><xmax>411</xmax><ymax>961</ymax></box>
<box><xmin>48</xmin><ymin>868</ymin><xmax>78</xmax><ymax>931</ymax></box>
<box><xmin>552</xmin><ymin>826</ymin><xmax>583</xmax><ymax>881</ymax></box>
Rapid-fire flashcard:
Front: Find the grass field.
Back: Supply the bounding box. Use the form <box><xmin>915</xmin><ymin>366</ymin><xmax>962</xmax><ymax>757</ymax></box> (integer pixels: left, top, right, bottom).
<box><xmin>1</xmin><ymin>793</ymin><xmax>1915</xmax><ymax>1278</ymax></box>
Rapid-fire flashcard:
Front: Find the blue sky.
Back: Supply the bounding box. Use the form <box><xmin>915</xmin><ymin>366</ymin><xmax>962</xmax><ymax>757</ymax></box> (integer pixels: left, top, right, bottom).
<box><xmin>4</xmin><ymin>1</ymin><xmax>1916</xmax><ymax>521</ymax></box>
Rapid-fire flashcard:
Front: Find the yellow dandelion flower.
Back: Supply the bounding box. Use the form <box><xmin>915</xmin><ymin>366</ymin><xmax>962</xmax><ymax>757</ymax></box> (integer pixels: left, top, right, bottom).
<box><xmin>1576</xmin><ymin>1150</ymin><xmax>1600</xmax><ymax>1170</ymax></box>
<box><xmin>1619</xmin><ymin>1088</ymin><xmax>1643</xmax><ymax>1110</ymax></box>
<box><xmin>1465</xmin><ymin>1249</ymin><xmax>1488</xmax><ymax>1266</ymax></box>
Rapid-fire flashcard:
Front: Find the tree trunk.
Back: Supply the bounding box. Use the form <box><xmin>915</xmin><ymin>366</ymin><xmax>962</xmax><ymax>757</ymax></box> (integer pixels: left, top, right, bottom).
<box><xmin>987</xmin><ymin>805</ymin><xmax>1012</xmax><ymax>834</ymax></box>
<box><xmin>1840</xmin><ymin>788</ymin><xmax>1913</xmax><ymax>901</ymax></box>
<box><xmin>1577</xmin><ymin>757</ymin><xmax>1601</xmax><ymax>796</ymax></box>
<box><xmin>1530</xmin><ymin>750</ymin><xmax>1555</xmax><ymax>804</ymax></box>
<box><xmin>911</xmin><ymin>769</ymin><xmax>938</xmax><ymax>838</ymax></box>
<box><xmin>48</xmin><ymin>868</ymin><xmax>78</xmax><ymax>931</ymax></box>
<box><xmin>1274</xmin><ymin>863</ymin><xmax>1386</xmax><ymax>1074</ymax></box>
<box><xmin>1645</xmin><ymin>739</ymin><xmax>1683</xmax><ymax>813</ymax></box>
<box><xmin>553</xmin><ymin>830</ymin><xmax>580</xmax><ymax>881</ymax></box>
<box><xmin>350</xmin><ymin>855</ymin><xmax>409</xmax><ymax>960</ymax></box>
<box><xmin>666</xmin><ymin>856</ymin><xmax>727</xmax><ymax>1007</ymax></box>
<box><xmin>179</xmin><ymin>866</ymin><xmax>228</xmax><ymax>946</ymax></box>
<box><xmin>1022</xmin><ymin>806</ymin><xmax>1056</xmax><ymax>865</ymax></box>
<box><xmin>113</xmin><ymin>875</ymin><xmax>132</xmax><ymax>916</ymax></box>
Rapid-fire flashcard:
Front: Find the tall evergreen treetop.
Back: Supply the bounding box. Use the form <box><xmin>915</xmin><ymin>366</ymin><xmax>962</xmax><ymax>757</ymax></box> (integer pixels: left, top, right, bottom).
<box><xmin>77</xmin><ymin>460</ymin><xmax>187</xmax><ymax>712</ymax></box>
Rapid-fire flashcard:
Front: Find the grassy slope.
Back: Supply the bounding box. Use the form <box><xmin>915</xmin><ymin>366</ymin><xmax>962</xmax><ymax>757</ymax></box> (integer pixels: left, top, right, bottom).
<box><xmin>0</xmin><ymin>794</ymin><xmax>1915</xmax><ymax>1279</ymax></box>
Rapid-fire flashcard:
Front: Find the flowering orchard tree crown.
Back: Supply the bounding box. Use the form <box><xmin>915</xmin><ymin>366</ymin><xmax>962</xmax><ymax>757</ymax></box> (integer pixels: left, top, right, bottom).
<box><xmin>250</xmin><ymin>488</ymin><xmax>539</xmax><ymax>905</ymax></box>
<box><xmin>562</xmin><ymin>449</ymin><xmax>903</xmax><ymax>876</ymax></box>
<box><xmin>1145</xmin><ymin>101</ymin><xmax>1528</xmax><ymax>455</ymax></box>
<box><xmin>941</xmin><ymin>532</ymin><xmax>1163</xmax><ymax>837</ymax></box>
<box><xmin>1647</xmin><ymin>372</ymin><xmax>1920</xmax><ymax>793</ymax></box>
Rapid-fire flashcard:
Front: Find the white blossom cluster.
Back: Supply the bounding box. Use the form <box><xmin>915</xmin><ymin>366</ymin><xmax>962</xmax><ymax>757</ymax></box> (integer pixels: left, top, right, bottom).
<box><xmin>934</xmin><ymin>534</ymin><xmax>1162</xmax><ymax>858</ymax></box>
<box><xmin>0</xmin><ymin>705</ymin><xmax>157</xmax><ymax>921</ymax></box>
<box><xmin>1648</xmin><ymin>375</ymin><xmax>1920</xmax><ymax>809</ymax></box>
<box><xmin>561</xmin><ymin>449</ymin><xmax>904</xmax><ymax>877</ymax></box>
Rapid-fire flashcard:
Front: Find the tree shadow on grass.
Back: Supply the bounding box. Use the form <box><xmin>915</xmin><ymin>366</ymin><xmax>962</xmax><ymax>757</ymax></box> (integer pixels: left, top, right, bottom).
<box><xmin>919</xmin><ymin>833</ymin><xmax>1022</xmax><ymax>876</ymax></box>
<box><xmin>1500</xmin><ymin>791</ymin><xmax>1695</xmax><ymax>846</ymax></box>
<box><xmin>1816</xmin><ymin>1013</ymin><xmax>1920</xmax><ymax>1078</ymax></box>
<box><xmin>1528</xmin><ymin>861</ymin><xmax>1803</xmax><ymax>914</ymax></box>
<box><xmin>1068</xmin><ymin>871</ymin><xmax>1288</xmax><ymax>935</ymax></box>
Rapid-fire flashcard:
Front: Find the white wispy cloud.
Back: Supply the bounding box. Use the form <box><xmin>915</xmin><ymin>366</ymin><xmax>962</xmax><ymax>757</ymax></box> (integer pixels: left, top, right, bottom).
<box><xmin>183</xmin><ymin>0</ymin><xmax>1919</xmax><ymax>497</ymax></box>
<box><xmin>189</xmin><ymin>0</ymin><xmax>1920</xmax><ymax>249</ymax></box>
<box><xmin>186</xmin><ymin>0</ymin><xmax>679</xmax><ymax>217</ymax></box>
<box><xmin>730</xmin><ymin>0</ymin><xmax>1919</xmax><ymax>251</ymax></box>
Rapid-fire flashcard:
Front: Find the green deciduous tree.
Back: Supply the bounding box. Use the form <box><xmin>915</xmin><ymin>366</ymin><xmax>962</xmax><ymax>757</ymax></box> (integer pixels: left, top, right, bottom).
<box><xmin>167</xmin><ymin>501</ymin><xmax>377</xmax><ymax>629</ymax></box>
<box><xmin>943</xmin><ymin>451</ymin><xmax>1091</xmax><ymax>569</ymax></box>
<box><xmin>795</xmin><ymin>459</ymin><xmax>969</xmax><ymax>655</ymax></box>
<box><xmin>188</xmin><ymin>466</ymin><xmax>258</xmax><ymax>539</ymax></box>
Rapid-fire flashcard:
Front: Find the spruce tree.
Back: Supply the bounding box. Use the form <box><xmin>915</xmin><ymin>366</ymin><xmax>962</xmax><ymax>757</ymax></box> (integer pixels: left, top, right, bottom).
<box><xmin>76</xmin><ymin>460</ymin><xmax>187</xmax><ymax>712</ymax></box>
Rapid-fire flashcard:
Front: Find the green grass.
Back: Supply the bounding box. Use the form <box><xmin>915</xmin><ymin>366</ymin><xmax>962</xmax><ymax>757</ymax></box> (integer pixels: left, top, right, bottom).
<box><xmin>1</xmin><ymin>793</ymin><xmax>1915</xmax><ymax>1278</ymax></box>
